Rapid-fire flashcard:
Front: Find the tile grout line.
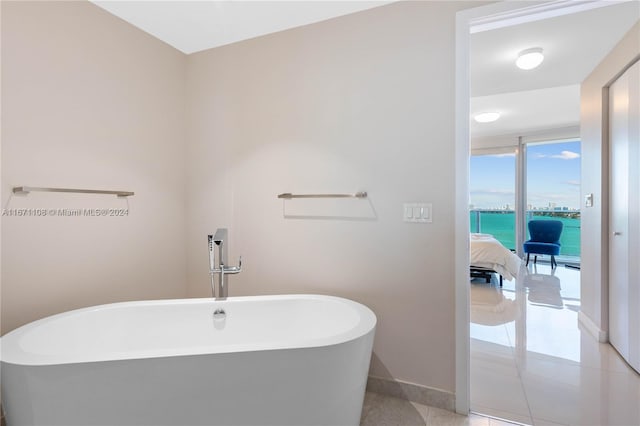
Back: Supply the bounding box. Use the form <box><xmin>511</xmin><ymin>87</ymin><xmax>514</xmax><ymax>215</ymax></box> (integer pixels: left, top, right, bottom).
<box><xmin>471</xmin><ymin>322</ymin><xmax>532</xmax><ymax>425</ymax></box>
<box><xmin>471</xmin><ymin>410</ymin><xmax>530</xmax><ymax>426</ymax></box>
<box><xmin>502</xmin><ymin>285</ymin><xmax>536</xmax><ymax>426</ymax></box>
<box><xmin>512</xmin><ymin>356</ymin><xmax>536</xmax><ymax>425</ymax></box>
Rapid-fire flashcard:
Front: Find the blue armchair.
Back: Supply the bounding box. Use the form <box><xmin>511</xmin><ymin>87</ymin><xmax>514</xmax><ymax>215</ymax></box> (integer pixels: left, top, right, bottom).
<box><xmin>523</xmin><ymin>220</ymin><xmax>563</xmax><ymax>269</ymax></box>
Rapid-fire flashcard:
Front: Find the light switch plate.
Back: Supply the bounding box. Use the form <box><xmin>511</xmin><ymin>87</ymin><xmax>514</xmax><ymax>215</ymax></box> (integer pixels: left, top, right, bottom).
<box><xmin>585</xmin><ymin>193</ymin><xmax>593</xmax><ymax>207</ymax></box>
<box><xmin>403</xmin><ymin>203</ymin><xmax>432</xmax><ymax>223</ymax></box>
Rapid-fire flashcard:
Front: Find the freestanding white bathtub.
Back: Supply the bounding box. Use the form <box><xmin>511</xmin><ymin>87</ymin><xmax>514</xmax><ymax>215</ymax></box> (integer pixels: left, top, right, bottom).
<box><xmin>1</xmin><ymin>294</ymin><xmax>376</xmax><ymax>426</ymax></box>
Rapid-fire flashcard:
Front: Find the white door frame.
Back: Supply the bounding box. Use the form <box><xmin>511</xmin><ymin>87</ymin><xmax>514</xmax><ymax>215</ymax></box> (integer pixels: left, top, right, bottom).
<box><xmin>453</xmin><ymin>0</ymin><xmax>621</xmax><ymax>414</ymax></box>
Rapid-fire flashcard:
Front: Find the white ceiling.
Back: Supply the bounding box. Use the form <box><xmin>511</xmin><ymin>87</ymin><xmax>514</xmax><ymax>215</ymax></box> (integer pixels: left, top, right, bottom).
<box><xmin>91</xmin><ymin>1</ymin><xmax>638</xmax><ymax>141</ymax></box>
<box><xmin>470</xmin><ymin>1</ymin><xmax>639</xmax><ymax>140</ymax></box>
<box><xmin>470</xmin><ymin>85</ymin><xmax>580</xmax><ymax>139</ymax></box>
<box><xmin>471</xmin><ymin>1</ymin><xmax>639</xmax><ymax>97</ymax></box>
<box><xmin>91</xmin><ymin>1</ymin><xmax>391</xmax><ymax>54</ymax></box>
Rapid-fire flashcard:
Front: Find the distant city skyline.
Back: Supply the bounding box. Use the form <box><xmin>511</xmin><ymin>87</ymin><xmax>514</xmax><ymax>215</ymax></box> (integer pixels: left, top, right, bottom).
<box><xmin>468</xmin><ymin>204</ymin><xmax>581</xmax><ymax>211</ymax></box>
<box><xmin>470</xmin><ymin>140</ymin><xmax>581</xmax><ymax>210</ymax></box>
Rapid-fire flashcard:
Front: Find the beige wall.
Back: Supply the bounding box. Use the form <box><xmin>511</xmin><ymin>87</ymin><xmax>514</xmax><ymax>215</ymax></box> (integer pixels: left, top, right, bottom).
<box><xmin>186</xmin><ymin>1</ymin><xmax>477</xmax><ymax>393</ymax></box>
<box><xmin>580</xmin><ymin>21</ymin><xmax>640</xmax><ymax>335</ymax></box>
<box><xmin>1</xmin><ymin>0</ymin><xmax>484</xmax><ymax>397</ymax></box>
<box><xmin>1</xmin><ymin>1</ymin><xmax>188</xmax><ymax>333</ymax></box>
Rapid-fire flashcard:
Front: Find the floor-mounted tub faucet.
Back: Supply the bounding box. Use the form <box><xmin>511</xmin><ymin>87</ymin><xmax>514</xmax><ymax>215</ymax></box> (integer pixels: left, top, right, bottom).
<box><xmin>208</xmin><ymin>228</ymin><xmax>242</xmax><ymax>299</ymax></box>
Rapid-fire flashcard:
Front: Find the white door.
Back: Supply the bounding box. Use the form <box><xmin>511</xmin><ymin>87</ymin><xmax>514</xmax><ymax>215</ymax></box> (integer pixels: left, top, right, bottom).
<box><xmin>609</xmin><ymin>59</ymin><xmax>640</xmax><ymax>373</ymax></box>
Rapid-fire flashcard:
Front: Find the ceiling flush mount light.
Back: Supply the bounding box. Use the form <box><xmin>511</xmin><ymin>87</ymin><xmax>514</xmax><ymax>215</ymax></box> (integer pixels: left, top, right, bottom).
<box><xmin>516</xmin><ymin>47</ymin><xmax>544</xmax><ymax>70</ymax></box>
<box><xmin>474</xmin><ymin>112</ymin><xmax>501</xmax><ymax>123</ymax></box>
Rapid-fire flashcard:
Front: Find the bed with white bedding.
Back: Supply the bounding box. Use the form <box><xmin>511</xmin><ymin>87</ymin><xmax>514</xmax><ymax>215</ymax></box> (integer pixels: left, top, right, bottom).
<box><xmin>470</xmin><ymin>233</ymin><xmax>522</xmax><ymax>285</ymax></box>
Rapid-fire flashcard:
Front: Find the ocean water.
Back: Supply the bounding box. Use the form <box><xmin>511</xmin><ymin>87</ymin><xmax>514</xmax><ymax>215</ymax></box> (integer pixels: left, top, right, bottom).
<box><xmin>470</xmin><ymin>212</ymin><xmax>580</xmax><ymax>256</ymax></box>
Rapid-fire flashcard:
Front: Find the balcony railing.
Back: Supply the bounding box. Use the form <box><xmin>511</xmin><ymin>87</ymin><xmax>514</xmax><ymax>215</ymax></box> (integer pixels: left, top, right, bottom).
<box><xmin>470</xmin><ymin>209</ymin><xmax>581</xmax><ymax>257</ymax></box>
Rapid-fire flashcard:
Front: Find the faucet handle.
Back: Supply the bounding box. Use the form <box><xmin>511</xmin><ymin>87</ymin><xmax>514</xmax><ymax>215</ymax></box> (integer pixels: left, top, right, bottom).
<box><xmin>224</xmin><ymin>256</ymin><xmax>243</xmax><ymax>274</ymax></box>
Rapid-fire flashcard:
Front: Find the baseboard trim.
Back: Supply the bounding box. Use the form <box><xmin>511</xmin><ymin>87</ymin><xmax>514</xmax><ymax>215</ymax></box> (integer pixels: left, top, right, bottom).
<box><xmin>578</xmin><ymin>311</ymin><xmax>608</xmax><ymax>342</ymax></box>
<box><xmin>366</xmin><ymin>376</ymin><xmax>455</xmax><ymax>412</ymax></box>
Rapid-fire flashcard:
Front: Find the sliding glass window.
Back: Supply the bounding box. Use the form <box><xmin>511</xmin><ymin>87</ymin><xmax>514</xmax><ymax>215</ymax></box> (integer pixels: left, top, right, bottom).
<box><xmin>469</xmin><ymin>148</ymin><xmax>517</xmax><ymax>251</ymax></box>
<box><xmin>525</xmin><ymin>140</ymin><xmax>581</xmax><ymax>259</ymax></box>
<box><xmin>470</xmin><ymin>138</ymin><xmax>581</xmax><ymax>262</ymax></box>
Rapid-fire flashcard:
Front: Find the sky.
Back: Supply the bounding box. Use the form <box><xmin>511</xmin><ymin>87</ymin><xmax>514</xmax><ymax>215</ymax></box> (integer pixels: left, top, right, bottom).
<box><xmin>470</xmin><ymin>140</ymin><xmax>581</xmax><ymax>210</ymax></box>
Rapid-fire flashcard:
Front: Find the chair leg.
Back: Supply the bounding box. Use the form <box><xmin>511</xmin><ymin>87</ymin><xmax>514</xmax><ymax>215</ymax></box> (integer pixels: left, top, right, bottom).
<box><xmin>526</xmin><ymin>253</ymin><xmax>530</xmax><ymax>266</ymax></box>
<box><xmin>499</xmin><ymin>275</ymin><xmax>503</xmax><ymax>287</ymax></box>
<box><xmin>534</xmin><ymin>255</ymin><xmax>537</xmax><ymax>264</ymax></box>
<box><xmin>551</xmin><ymin>255</ymin><xmax>556</xmax><ymax>269</ymax></box>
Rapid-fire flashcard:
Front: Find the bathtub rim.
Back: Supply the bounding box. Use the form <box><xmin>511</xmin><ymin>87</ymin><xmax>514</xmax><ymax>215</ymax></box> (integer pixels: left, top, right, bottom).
<box><xmin>0</xmin><ymin>294</ymin><xmax>376</xmax><ymax>367</ymax></box>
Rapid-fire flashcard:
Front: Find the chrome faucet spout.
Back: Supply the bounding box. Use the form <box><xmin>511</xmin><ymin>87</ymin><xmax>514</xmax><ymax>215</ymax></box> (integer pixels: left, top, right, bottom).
<box><xmin>208</xmin><ymin>228</ymin><xmax>242</xmax><ymax>299</ymax></box>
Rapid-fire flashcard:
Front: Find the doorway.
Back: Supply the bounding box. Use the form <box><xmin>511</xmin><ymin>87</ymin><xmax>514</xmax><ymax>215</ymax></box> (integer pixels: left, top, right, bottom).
<box><xmin>468</xmin><ymin>137</ymin><xmax>583</xmax><ymax>424</ymax></box>
<box><xmin>455</xmin><ymin>0</ymin><xmax>640</xmax><ymax>420</ymax></box>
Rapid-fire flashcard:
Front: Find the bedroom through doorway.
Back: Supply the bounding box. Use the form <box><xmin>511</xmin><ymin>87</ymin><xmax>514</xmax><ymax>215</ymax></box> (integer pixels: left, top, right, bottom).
<box><xmin>469</xmin><ymin>136</ymin><xmax>584</xmax><ymax>424</ymax></box>
<box><xmin>459</xmin><ymin>1</ymin><xmax>639</xmax><ymax>424</ymax></box>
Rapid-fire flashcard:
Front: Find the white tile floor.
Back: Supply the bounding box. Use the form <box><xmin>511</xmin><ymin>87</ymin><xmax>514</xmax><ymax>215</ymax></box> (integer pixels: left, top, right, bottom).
<box><xmin>470</xmin><ymin>262</ymin><xmax>640</xmax><ymax>426</ymax></box>
<box><xmin>361</xmin><ymin>392</ymin><xmax>516</xmax><ymax>426</ymax></box>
